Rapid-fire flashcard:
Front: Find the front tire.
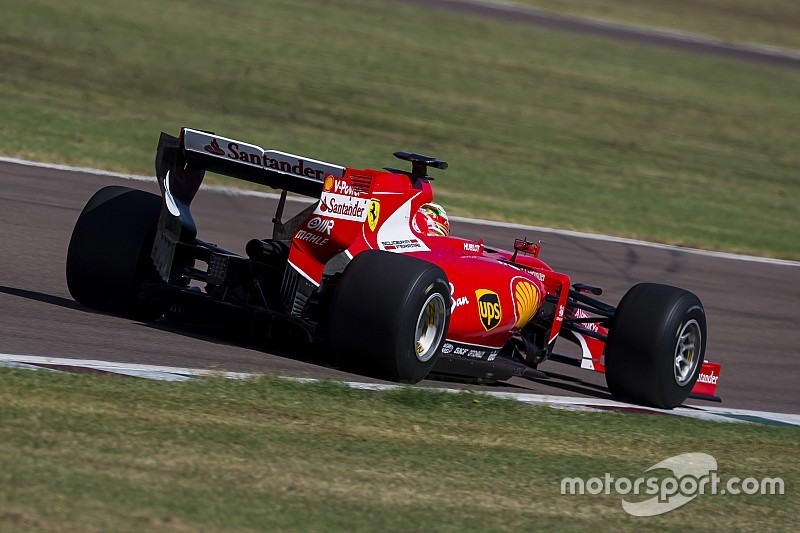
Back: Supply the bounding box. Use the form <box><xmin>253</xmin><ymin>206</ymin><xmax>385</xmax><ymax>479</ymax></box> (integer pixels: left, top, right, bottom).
<box><xmin>604</xmin><ymin>283</ymin><xmax>707</xmax><ymax>409</ymax></box>
<box><xmin>328</xmin><ymin>251</ymin><xmax>450</xmax><ymax>383</ymax></box>
<box><xmin>66</xmin><ymin>186</ymin><xmax>162</xmax><ymax>317</ymax></box>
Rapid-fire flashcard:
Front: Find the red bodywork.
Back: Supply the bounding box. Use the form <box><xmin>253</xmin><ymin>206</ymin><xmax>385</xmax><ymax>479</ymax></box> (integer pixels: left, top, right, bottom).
<box><xmin>284</xmin><ymin>168</ymin><xmax>720</xmax><ymax>399</ymax></box>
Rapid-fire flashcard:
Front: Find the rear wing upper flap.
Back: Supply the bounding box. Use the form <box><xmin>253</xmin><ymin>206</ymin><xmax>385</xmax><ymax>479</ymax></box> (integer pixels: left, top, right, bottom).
<box><xmin>159</xmin><ymin>128</ymin><xmax>346</xmax><ymax>199</ymax></box>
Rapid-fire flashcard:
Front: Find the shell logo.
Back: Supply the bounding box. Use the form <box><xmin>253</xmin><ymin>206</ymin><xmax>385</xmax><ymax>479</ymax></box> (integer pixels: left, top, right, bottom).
<box><xmin>514</xmin><ymin>280</ymin><xmax>540</xmax><ymax>328</ymax></box>
<box><xmin>323</xmin><ymin>174</ymin><xmax>335</xmax><ymax>192</ymax></box>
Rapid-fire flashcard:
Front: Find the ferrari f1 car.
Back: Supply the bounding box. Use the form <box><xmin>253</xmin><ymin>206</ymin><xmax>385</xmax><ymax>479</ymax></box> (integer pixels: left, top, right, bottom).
<box><xmin>66</xmin><ymin>128</ymin><xmax>721</xmax><ymax>408</ymax></box>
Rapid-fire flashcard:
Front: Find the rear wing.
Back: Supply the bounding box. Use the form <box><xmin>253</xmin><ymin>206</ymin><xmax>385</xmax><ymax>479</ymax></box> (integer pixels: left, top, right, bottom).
<box><xmin>159</xmin><ymin>128</ymin><xmax>345</xmax><ymax>198</ymax></box>
<box><xmin>151</xmin><ymin>127</ymin><xmax>344</xmax><ymax>283</ymax></box>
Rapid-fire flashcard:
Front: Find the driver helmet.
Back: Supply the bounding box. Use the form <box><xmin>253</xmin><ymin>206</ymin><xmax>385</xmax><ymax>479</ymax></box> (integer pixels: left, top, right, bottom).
<box><xmin>414</xmin><ymin>202</ymin><xmax>450</xmax><ymax>237</ymax></box>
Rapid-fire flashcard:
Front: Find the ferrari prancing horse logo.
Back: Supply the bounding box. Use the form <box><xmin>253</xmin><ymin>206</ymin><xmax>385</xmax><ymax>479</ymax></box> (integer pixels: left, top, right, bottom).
<box><xmin>367</xmin><ymin>199</ymin><xmax>380</xmax><ymax>232</ymax></box>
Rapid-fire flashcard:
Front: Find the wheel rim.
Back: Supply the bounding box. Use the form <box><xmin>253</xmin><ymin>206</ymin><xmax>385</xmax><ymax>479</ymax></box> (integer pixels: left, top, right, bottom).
<box><xmin>674</xmin><ymin>319</ymin><xmax>702</xmax><ymax>386</ymax></box>
<box><xmin>414</xmin><ymin>292</ymin><xmax>446</xmax><ymax>363</ymax></box>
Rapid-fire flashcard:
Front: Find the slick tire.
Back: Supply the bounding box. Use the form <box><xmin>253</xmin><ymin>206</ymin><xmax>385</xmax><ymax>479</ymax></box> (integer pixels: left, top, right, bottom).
<box><xmin>328</xmin><ymin>251</ymin><xmax>450</xmax><ymax>383</ymax></box>
<box><xmin>66</xmin><ymin>185</ymin><xmax>162</xmax><ymax>318</ymax></box>
<box><xmin>605</xmin><ymin>283</ymin><xmax>707</xmax><ymax>409</ymax></box>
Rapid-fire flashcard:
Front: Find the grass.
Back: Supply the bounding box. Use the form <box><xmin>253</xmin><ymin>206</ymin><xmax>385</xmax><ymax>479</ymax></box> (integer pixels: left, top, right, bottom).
<box><xmin>510</xmin><ymin>0</ymin><xmax>800</xmax><ymax>50</ymax></box>
<box><xmin>0</xmin><ymin>368</ymin><xmax>797</xmax><ymax>531</ymax></box>
<box><xmin>1</xmin><ymin>0</ymin><xmax>799</xmax><ymax>258</ymax></box>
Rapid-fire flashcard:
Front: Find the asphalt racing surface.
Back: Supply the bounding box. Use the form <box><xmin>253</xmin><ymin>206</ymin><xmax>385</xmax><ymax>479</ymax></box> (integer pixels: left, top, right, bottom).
<box><xmin>394</xmin><ymin>0</ymin><xmax>800</xmax><ymax>70</ymax></box>
<box><xmin>1</xmin><ymin>160</ymin><xmax>798</xmax><ymax>414</ymax></box>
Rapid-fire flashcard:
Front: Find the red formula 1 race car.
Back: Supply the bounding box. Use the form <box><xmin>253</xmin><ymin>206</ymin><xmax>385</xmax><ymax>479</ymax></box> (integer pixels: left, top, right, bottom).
<box><xmin>66</xmin><ymin>128</ymin><xmax>721</xmax><ymax>409</ymax></box>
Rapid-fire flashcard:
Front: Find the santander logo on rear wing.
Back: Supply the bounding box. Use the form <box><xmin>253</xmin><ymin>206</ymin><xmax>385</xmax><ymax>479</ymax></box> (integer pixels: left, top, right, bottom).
<box><xmin>181</xmin><ymin>128</ymin><xmax>345</xmax><ymax>197</ymax></box>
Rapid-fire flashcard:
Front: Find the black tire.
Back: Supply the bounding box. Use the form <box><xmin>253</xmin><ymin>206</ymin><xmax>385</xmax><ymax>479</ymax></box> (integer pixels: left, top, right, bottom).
<box><xmin>66</xmin><ymin>185</ymin><xmax>162</xmax><ymax>317</ymax></box>
<box><xmin>328</xmin><ymin>251</ymin><xmax>450</xmax><ymax>383</ymax></box>
<box><xmin>605</xmin><ymin>283</ymin><xmax>707</xmax><ymax>409</ymax></box>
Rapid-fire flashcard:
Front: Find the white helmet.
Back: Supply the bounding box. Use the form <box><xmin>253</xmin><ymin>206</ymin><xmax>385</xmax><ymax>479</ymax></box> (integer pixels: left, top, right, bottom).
<box><xmin>414</xmin><ymin>202</ymin><xmax>450</xmax><ymax>237</ymax></box>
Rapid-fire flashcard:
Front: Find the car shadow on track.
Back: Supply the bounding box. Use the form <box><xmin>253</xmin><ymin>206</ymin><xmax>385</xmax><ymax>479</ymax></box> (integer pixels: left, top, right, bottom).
<box><xmin>526</xmin><ymin>371</ymin><xmax>615</xmax><ymax>400</ymax></box>
<box><xmin>426</xmin><ymin>366</ymin><xmax>614</xmax><ymax>399</ymax></box>
<box><xmin>138</xmin><ymin>319</ymin><xmax>332</xmax><ymax>369</ymax></box>
<box><xmin>0</xmin><ymin>285</ymin><xmax>91</xmax><ymax>312</ymax></box>
<box><xmin>0</xmin><ymin>284</ymin><xmax>617</xmax><ymax>399</ymax></box>
<box><xmin>0</xmin><ymin>283</ymin><xmax>334</xmax><ymax>371</ymax></box>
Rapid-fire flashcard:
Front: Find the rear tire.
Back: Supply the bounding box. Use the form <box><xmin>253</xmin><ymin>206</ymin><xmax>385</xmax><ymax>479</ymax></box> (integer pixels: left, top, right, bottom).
<box><xmin>328</xmin><ymin>251</ymin><xmax>450</xmax><ymax>383</ymax></box>
<box><xmin>66</xmin><ymin>186</ymin><xmax>162</xmax><ymax>318</ymax></box>
<box><xmin>605</xmin><ymin>283</ymin><xmax>706</xmax><ymax>409</ymax></box>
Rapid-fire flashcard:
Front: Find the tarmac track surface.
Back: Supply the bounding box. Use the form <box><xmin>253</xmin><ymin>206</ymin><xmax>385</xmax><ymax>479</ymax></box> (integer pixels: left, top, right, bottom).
<box><xmin>392</xmin><ymin>0</ymin><xmax>800</xmax><ymax>69</ymax></box>
<box><xmin>1</xmin><ymin>161</ymin><xmax>798</xmax><ymax>414</ymax></box>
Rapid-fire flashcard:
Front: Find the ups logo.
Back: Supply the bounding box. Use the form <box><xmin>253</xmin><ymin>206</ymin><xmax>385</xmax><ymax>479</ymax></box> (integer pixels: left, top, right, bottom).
<box><xmin>475</xmin><ymin>289</ymin><xmax>502</xmax><ymax>331</ymax></box>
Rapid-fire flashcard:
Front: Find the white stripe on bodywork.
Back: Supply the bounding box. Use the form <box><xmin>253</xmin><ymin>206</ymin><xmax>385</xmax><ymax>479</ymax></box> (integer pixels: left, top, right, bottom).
<box><xmin>563</xmin><ymin>329</ymin><xmax>596</xmax><ymax>370</ymax></box>
<box><xmin>286</xmin><ymin>260</ymin><xmax>321</xmax><ymax>287</ymax></box>
<box><xmin>163</xmin><ymin>171</ymin><xmax>180</xmax><ymax>216</ymax></box>
<box><xmin>375</xmin><ymin>193</ymin><xmax>430</xmax><ymax>253</ymax></box>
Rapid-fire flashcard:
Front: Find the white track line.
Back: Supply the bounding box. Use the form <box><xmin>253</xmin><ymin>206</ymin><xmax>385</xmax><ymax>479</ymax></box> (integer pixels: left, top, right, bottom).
<box><xmin>2</xmin><ymin>353</ymin><xmax>798</xmax><ymax>426</ymax></box>
<box><xmin>0</xmin><ymin>156</ymin><xmax>155</xmax><ymax>182</ymax></box>
<box><xmin>0</xmin><ymin>353</ymin><xmax>252</xmax><ymax>380</ymax></box>
<box><xmin>2</xmin><ymin>155</ymin><xmax>798</xmax><ymax>267</ymax></box>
